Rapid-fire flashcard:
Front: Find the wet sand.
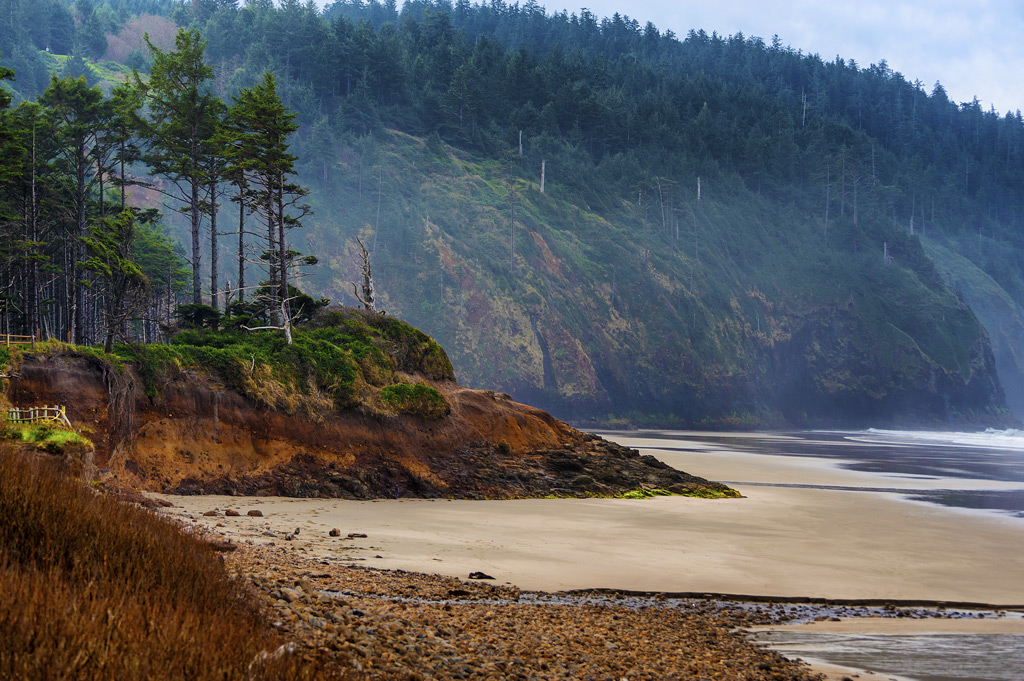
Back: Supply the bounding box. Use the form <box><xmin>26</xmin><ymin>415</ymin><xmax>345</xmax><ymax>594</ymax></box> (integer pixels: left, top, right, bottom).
<box><xmin>155</xmin><ymin>481</ymin><xmax>1024</xmax><ymax>604</ymax></box>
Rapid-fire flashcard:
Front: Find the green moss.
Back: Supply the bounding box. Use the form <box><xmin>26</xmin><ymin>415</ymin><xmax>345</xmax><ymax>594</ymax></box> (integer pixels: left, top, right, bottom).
<box><xmin>676</xmin><ymin>487</ymin><xmax>743</xmax><ymax>499</ymax></box>
<box><xmin>616</xmin><ymin>488</ymin><xmax>673</xmax><ymax>499</ymax></box>
<box><xmin>616</xmin><ymin>487</ymin><xmax>740</xmax><ymax>499</ymax></box>
<box><xmin>377</xmin><ymin>382</ymin><xmax>450</xmax><ymax>419</ymax></box>
<box><xmin>3</xmin><ymin>421</ymin><xmax>93</xmax><ymax>455</ymax></box>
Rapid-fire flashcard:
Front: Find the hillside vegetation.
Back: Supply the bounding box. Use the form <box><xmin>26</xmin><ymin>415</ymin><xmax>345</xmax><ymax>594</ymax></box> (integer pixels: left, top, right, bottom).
<box><xmin>2</xmin><ymin>0</ymin><xmax>1022</xmax><ymax>426</ymax></box>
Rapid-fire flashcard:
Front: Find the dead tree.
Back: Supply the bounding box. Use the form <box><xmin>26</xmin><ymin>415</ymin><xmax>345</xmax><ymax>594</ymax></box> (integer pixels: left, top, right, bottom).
<box><xmin>351</xmin><ymin>236</ymin><xmax>376</xmax><ymax>312</ymax></box>
<box><xmin>242</xmin><ymin>298</ymin><xmax>296</xmax><ymax>344</ymax></box>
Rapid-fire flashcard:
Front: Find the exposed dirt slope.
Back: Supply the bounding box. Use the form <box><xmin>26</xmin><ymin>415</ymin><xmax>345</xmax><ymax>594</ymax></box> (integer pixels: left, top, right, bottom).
<box><xmin>7</xmin><ymin>352</ymin><xmax>729</xmax><ymax>499</ymax></box>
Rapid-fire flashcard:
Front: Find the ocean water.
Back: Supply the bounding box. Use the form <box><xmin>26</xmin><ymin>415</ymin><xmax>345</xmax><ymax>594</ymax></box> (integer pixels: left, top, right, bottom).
<box><xmin>615</xmin><ymin>429</ymin><xmax>1024</xmax><ymax>681</ymax></box>
<box><xmin>628</xmin><ymin>428</ymin><xmax>1024</xmax><ymax>517</ymax></box>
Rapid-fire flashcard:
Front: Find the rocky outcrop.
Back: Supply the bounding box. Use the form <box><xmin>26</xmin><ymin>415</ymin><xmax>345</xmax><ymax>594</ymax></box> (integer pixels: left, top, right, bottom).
<box><xmin>6</xmin><ymin>352</ymin><xmax>729</xmax><ymax>499</ymax></box>
<box><xmin>768</xmin><ymin>304</ymin><xmax>1007</xmax><ymax>427</ymax></box>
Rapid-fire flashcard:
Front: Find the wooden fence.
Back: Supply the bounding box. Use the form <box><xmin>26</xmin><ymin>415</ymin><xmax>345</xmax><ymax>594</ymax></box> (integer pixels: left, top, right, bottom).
<box><xmin>1</xmin><ymin>333</ymin><xmax>36</xmax><ymax>346</ymax></box>
<box><xmin>7</xmin><ymin>405</ymin><xmax>72</xmax><ymax>428</ymax></box>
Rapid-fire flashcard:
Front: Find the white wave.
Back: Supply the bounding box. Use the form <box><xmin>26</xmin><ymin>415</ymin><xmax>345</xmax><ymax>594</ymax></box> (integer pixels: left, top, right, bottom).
<box><xmin>849</xmin><ymin>428</ymin><xmax>1024</xmax><ymax>452</ymax></box>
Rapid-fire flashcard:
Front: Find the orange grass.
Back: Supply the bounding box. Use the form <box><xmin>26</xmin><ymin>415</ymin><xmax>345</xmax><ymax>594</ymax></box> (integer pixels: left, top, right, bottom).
<box><xmin>0</xmin><ymin>451</ymin><xmax>347</xmax><ymax>680</ymax></box>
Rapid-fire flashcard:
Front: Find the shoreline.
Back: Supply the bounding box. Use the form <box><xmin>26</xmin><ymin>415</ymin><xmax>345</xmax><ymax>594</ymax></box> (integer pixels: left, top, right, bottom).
<box><xmin>178</xmin><ymin>522</ymin><xmax>1018</xmax><ymax>681</ymax></box>
<box><xmin>152</xmin><ymin>431</ymin><xmax>1024</xmax><ymax>679</ymax></box>
<box><xmin>156</xmin><ymin>489</ymin><xmax>1024</xmax><ymax>680</ymax></box>
<box><xmin>569</xmin><ymin>588</ymin><xmax>1024</xmax><ymax>611</ymax></box>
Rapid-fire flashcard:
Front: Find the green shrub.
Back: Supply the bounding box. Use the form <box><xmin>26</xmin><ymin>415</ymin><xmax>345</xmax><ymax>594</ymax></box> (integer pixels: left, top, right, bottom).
<box><xmin>26</xmin><ymin>423</ymin><xmax>54</xmax><ymax>442</ymax></box>
<box><xmin>3</xmin><ymin>422</ymin><xmax>93</xmax><ymax>455</ymax></box>
<box><xmin>111</xmin><ymin>307</ymin><xmax>453</xmax><ymax>417</ymax></box>
<box><xmin>377</xmin><ymin>382</ymin><xmax>450</xmax><ymax>419</ymax></box>
<box><xmin>176</xmin><ymin>303</ymin><xmax>223</xmax><ymax>329</ymax></box>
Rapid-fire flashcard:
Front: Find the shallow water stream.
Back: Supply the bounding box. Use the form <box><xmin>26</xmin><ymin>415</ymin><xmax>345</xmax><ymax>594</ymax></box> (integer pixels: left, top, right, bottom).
<box><xmin>753</xmin><ymin>630</ymin><xmax>1024</xmax><ymax>681</ymax></box>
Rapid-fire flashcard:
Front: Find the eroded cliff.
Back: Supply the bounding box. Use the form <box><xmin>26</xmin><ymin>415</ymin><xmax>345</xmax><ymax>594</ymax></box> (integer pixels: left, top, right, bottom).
<box><xmin>4</xmin><ymin>310</ymin><xmax>730</xmax><ymax>499</ymax></box>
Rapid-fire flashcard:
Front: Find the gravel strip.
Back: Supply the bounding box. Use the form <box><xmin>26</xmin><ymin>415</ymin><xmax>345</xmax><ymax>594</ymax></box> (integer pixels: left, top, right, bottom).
<box><xmin>220</xmin><ymin>539</ymin><xmax>823</xmax><ymax>680</ymax></box>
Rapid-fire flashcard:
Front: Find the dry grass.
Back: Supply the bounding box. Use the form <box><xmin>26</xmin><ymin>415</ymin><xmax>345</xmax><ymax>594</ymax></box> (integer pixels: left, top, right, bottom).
<box><xmin>0</xmin><ymin>451</ymin><xmax>349</xmax><ymax>680</ymax></box>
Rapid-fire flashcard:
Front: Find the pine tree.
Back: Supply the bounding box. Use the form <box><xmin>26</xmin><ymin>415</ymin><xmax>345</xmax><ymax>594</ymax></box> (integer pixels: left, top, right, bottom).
<box><xmin>3</xmin><ymin>101</ymin><xmax>54</xmax><ymax>338</ymax></box>
<box><xmin>39</xmin><ymin>74</ymin><xmax>110</xmax><ymax>343</ymax></box>
<box><xmin>225</xmin><ymin>71</ymin><xmax>311</xmax><ymax>328</ymax></box>
<box><xmin>135</xmin><ymin>28</ymin><xmax>223</xmax><ymax>306</ymax></box>
<box><xmin>108</xmin><ymin>81</ymin><xmax>146</xmax><ymax>213</ymax></box>
<box><xmin>81</xmin><ymin>209</ymin><xmax>149</xmax><ymax>353</ymax></box>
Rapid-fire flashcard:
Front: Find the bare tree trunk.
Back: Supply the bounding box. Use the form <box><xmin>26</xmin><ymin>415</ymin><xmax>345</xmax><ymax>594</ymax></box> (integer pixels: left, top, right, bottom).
<box><xmin>29</xmin><ymin>123</ymin><xmax>39</xmax><ymax>336</ymax></box>
<box><xmin>166</xmin><ymin>259</ymin><xmax>172</xmax><ymax>331</ymax></box>
<box><xmin>120</xmin><ymin>140</ymin><xmax>126</xmax><ymax>212</ymax></box>
<box><xmin>352</xmin><ymin>237</ymin><xmax>375</xmax><ymax>311</ymax></box>
<box><xmin>191</xmin><ymin>176</ymin><xmax>202</xmax><ymax>305</ymax></box>
<box><xmin>824</xmin><ymin>163</ymin><xmax>830</xmax><ymax>238</ymax></box>
<box><xmin>237</xmin><ymin>193</ymin><xmax>245</xmax><ymax>302</ymax></box>
<box><xmin>209</xmin><ymin>181</ymin><xmax>219</xmax><ymax>310</ymax></box>
<box><xmin>277</xmin><ymin>172</ymin><xmax>289</xmax><ymax>324</ymax></box>
<box><xmin>267</xmin><ymin>192</ymin><xmax>278</xmax><ymax>325</ymax></box>
<box><xmin>73</xmin><ymin>148</ymin><xmax>87</xmax><ymax>345</ymax></box>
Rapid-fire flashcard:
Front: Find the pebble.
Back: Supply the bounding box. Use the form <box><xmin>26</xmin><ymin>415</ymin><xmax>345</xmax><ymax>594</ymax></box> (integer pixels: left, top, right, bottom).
<box><xmin>219</xmin><ymin>541</ymin><xmax>824</xmax><ymax>680</ymax></box>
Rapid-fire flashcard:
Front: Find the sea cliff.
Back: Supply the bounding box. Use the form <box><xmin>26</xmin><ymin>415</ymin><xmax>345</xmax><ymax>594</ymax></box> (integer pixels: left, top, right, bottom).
<box><xmin>3</xmin><ymin>308</ymin><xmax>730</xmax><ymax>500</ymax></box>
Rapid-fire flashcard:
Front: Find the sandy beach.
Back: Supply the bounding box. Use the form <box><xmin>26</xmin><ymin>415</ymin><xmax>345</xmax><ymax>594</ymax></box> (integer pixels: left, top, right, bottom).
<box><xmin>153</xmin><ymin>431</ymin><xmax>1024</xmax><ymax>680</ymax></box>
<box><xmin>155</xmin><ymin>433</ymin><xmax>1024</xmax><ymax>606</ymax></box>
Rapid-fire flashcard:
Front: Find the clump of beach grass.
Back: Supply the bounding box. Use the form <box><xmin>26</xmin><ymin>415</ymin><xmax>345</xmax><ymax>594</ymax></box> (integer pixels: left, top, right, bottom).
<box><xmin>0</xmin><ymin>450</ymin><xmax>348</xmax><ymax>680</ymax></box>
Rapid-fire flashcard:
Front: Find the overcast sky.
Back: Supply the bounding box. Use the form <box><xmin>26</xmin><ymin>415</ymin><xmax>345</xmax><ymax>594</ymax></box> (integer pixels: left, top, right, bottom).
<box><xmin>313</xmin><ymin>1</ymin><xmax>1024</xmax><ymax>114</ymax></box>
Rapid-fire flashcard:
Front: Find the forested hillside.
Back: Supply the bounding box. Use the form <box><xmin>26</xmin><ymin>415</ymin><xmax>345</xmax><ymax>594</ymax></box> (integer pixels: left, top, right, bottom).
<box><xmin>2</xmin><ymin>0</ymin><xmax>1023</xmax><ymax>427</ymax></box>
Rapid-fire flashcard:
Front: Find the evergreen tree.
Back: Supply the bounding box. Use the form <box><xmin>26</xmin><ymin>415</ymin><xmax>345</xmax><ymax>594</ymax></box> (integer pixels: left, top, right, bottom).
<box><xmin>133</xmin><ymin>214</ymin><xmax>189</xmax><ymax>340</ymax></box>
<box><xmin>60</xmin><ymin>54</ymin><xmax>99</xmax><ymax>88</ymax></box>
<box><xmin>81</xmin><ymin>208</ymin><xmax>149</xmax><ymax>352</ymax></box>
<box><xmin>76</xmin><ymin>0</ymin><xmax>110</xmax><ymax>59</ymax></box>
<box><xmin>39</xmin><ymin>73</ymin><xmax>110</xmax><ymax>343</ymax></box>
<box><xmin>2</xmin><ymin>100</ymin><xmax>55</xmax><ymax>338</ymax></box>
<box><xmin>225</xmin><ymin>71</ymin><xmax>311</xmax><ymax>326</ymax></box>
<box><xmin>108</xmin><ymin>81</ymin><xmax>146</xmax><ymax>212</ymax></box>
<box><xmin>135</xmin><ymin>28</ymin><xmax>222</xmax><ymax>305</ymax></box>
